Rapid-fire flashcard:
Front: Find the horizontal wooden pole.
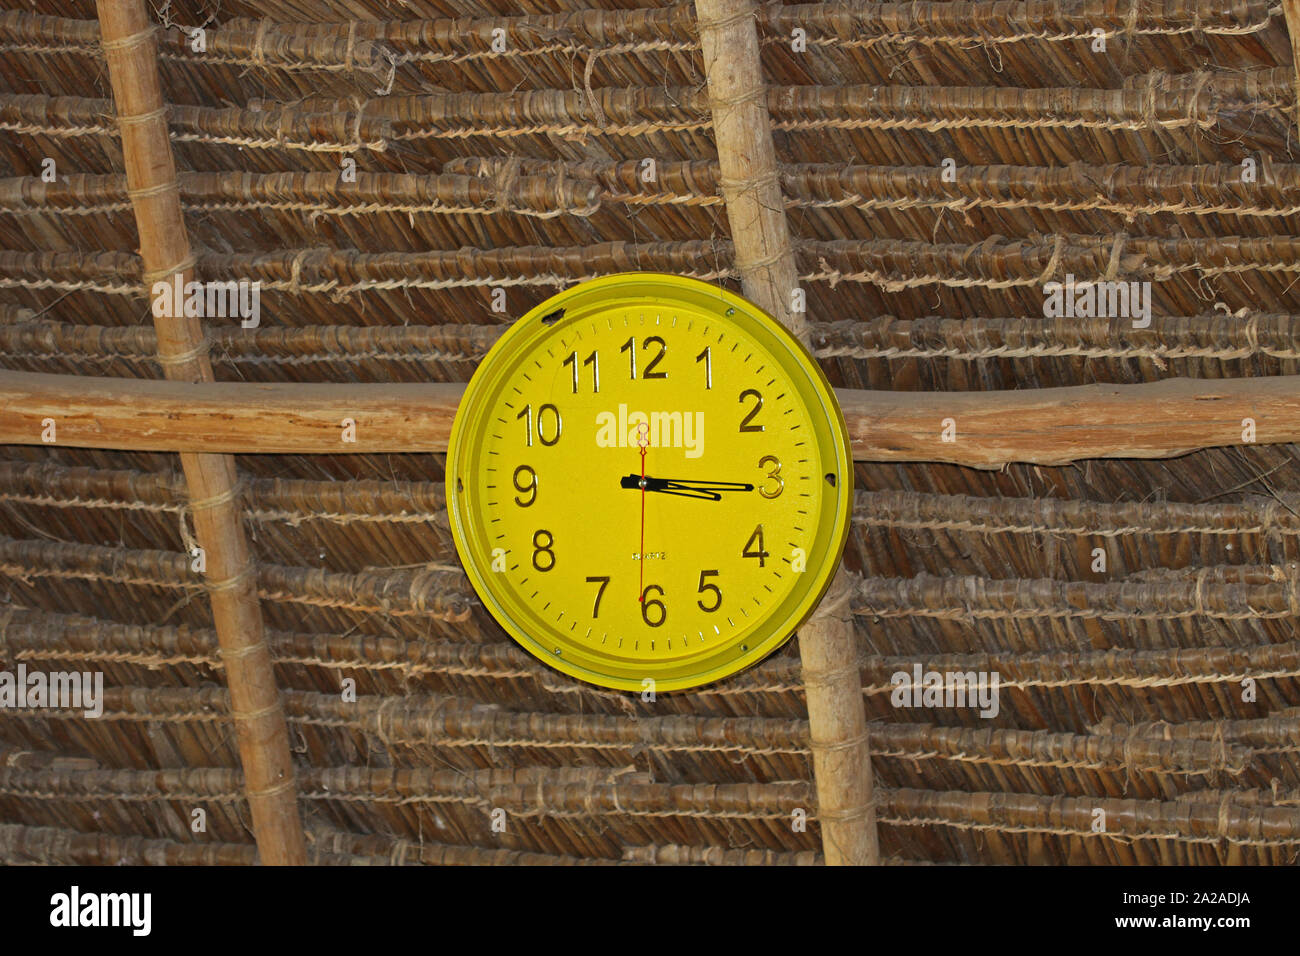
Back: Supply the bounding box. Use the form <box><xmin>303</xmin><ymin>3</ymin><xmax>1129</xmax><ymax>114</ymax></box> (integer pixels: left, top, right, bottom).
<box><xmin>0</xmin><ymin>371</ymin><xmax>462</xmax><ymax>454</ymax></box>
<box><xmin>0</xmin><ymin>371</ymin><xmax>1293</xmax><ymax>466</ymax></box>
<box><xmin>838</xmin><ymin>375</ymin><xmax>1300</xmax><ymax>467</ymax></box>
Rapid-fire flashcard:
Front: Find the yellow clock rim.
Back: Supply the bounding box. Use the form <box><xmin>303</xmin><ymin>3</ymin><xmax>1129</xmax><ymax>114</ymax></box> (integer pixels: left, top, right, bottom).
<box><xmin>446</xmin><ymin>272</ymin><xmax>854</xmax><ymax>693</ymax></box>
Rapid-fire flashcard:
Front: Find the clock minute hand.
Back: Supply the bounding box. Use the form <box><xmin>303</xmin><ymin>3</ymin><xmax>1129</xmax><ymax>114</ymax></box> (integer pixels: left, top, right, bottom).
<box><xmin>619</xmin><ymin>475</ymin><xmax>755</xmax><ymax>501</ymax></box>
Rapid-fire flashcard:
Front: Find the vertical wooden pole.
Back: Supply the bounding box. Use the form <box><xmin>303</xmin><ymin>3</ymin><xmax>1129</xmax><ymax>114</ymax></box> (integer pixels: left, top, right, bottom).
<box><xmin>1285</xmin><ymin>0</ymin><xmax>1300</xmax><ymax>122</ymax></box>
<box><xmin>795</xmin><ymin>567</ymin><xmax>878</xmax><ymax>864</ymax></box>
<box><xmin>693</xmin><ymin>0</ymin><xmax>807</xmax><ymax>342</ymax></box>
<box><xmin>95</xmin><ymin>0</ymin><xmax>307</xmax><ymax>865</ymax></box>
<box><xmin>696</xmin><ymin>0</ymin><xmax>878</xmax><ymax>864</ymax></box>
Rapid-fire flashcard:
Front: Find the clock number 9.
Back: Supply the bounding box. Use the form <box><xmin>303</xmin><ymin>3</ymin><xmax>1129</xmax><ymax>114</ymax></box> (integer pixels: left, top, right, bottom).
<box><xmin>517</xmin><ymin>404</ymin><xmax>562</xmax><ymax>447</ymax></box>
<box><xmin>532</xmin><ymin>529</ymin><xmax>555</xmax><ymax>572</ymax></box>
<box><xmin>696</xmin><ymin>570</ymin><xmax>722</xmax><ymax>612</ymax></box>
<box><xmin>512</xmin><ymin>465</ymin><xmax>537</xmax><ymax>507</ymax></box>
<box><xmin>640</xmin><ymin>585</ymin><xmax>666</xmax><ymax>627</ymax></box>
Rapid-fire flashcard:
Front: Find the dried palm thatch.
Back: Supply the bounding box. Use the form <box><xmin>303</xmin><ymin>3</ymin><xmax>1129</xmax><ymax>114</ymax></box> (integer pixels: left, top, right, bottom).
<box><xmin>0</xmin><ymin>0</ymin><xmax>1298</xmax><ymax>867</ymax></box>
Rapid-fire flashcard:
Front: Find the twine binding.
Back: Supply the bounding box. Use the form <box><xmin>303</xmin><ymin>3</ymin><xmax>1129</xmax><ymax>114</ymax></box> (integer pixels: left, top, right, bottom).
<box><xmin>155</xmin><ymin>338</ymin><xmax>209</xmax><ymax>368</ymax></box>
<box><xmin>98</xmin><ymin>25</ymin><xmax>154</xmax><ymax>54</ymax></box>
<box><xmin>141</xmin><ymin>252</ymin><xmax>196</xmax><ymax>287</ymax></box>
<box><xmin>114</xmin><ymin>105</ymin><xmax>168</xmax><ymax>128</ymax></box>
<box><xmin>126</xmin><ymin>180</ymin><xmax>179</xmax><ymax>202</ymax></box>
<box><xmin>206</xmin><ymin>566</ymin><xmax>255</xmax><ymax>594</ymax></box>
<box><xmin>186</xmin><ymin>480</ymin><xmax>246</xmax><ymax>514</ymax></box>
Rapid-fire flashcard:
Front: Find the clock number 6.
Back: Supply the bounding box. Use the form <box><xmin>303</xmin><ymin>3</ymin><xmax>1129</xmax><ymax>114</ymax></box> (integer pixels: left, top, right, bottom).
<box><xmin>696</xmin><ymin>570</ymin><xmax>722</xmax><ymax>612</ymax></box>
<box><xmin>641</xmin><ymin>584</ymin><xmax>666</xmax><ymax>627</ymax></box>
<box><xmin>532</xmin><ymin>529</ymin><xmax>555</xmax><ymax>572</ymax></box>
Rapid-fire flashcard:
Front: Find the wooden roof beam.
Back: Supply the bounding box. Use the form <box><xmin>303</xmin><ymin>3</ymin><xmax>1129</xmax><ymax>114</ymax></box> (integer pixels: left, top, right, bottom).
<box><xmin>0</xmin><ymin>370</ymin><xmax>1297</xmax><ymax>467</ymax></box>
<box><xmin>94</xmin><ymin>0</ymin><xmax>306</xmax><ymax>865</ymax></box>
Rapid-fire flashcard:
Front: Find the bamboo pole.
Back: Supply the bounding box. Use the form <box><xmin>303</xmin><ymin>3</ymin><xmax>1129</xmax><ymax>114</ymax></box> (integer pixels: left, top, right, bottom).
<box><xmin>696</xmin><ymin>0</ymin><xmax>874</xmax><ymax>865</ymax></box>
<box><xmin>0</xmin><ymin>371</ymin><xmax>1296</xmax><ymax>466</ymax></box>
<box><xmin>94</xmin><ymin>0</ymin><xmax>306</xmax><ymax>865</ymax></box>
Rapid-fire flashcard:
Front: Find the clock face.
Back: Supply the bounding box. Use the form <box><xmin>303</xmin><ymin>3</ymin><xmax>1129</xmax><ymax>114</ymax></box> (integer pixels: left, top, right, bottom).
<box><xmin>447</xmin><ymin>273</ymin><xmax>852</xmax><ymax>692</ymax></box>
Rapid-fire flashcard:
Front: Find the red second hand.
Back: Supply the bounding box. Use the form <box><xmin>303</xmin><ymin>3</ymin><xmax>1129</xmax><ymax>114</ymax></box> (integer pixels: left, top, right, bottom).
<box><xmin>638</xmin><ymin>441</ymin><xmax>647</xmax><ymax>603</ymax></box>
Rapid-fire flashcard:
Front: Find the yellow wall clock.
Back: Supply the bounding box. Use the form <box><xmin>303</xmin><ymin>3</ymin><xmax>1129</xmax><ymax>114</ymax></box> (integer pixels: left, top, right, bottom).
<box><xmin>447</xmin><ymin>273</ymin><xmax>852</xmax><ymax>692</ymax></box>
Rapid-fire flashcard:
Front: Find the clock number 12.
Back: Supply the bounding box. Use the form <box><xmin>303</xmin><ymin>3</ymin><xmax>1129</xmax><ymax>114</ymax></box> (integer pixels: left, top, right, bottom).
<box><xmin>641</xmin><ymin>585</ymin><xmax>667</xmax><ymax>627</ymax></box>
<box><xmin>620</xmin><ymin>336</ymin><xmax>667</xmax><ymax>379</ymax></box>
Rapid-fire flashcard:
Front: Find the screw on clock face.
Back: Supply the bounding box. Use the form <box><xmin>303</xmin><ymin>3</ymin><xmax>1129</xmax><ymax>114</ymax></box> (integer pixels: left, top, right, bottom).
<box><xmin>618</xmin><ymin>475</ymin><xmax>756</xmax><ymax>501</ymax></box>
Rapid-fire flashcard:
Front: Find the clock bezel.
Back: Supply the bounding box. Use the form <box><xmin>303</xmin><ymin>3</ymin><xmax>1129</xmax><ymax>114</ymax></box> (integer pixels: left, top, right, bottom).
<box><xmin>447</xmin><ymin>272</ymin><xmax>853</xmax><ymax>692</ymax></box>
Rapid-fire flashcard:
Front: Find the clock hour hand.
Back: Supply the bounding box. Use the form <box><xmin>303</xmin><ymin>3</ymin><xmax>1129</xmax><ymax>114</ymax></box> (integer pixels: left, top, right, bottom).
<box><xmin>619</xmin><ymin>474</ymin><xmax>755</xmax><ymax>501</ymax></box>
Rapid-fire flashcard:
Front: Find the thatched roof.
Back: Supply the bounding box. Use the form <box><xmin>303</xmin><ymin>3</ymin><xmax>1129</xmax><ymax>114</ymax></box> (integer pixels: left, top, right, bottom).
<box><xmin>0</xmin><ymin>0</ymin><xmax>1299</xmax><ymax>865</ymax></box>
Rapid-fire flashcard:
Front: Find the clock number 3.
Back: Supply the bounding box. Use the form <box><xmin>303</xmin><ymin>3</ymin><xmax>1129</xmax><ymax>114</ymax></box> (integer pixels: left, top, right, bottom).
<box><xmin>757</xmin><ymin>456</ymin><xmax>783</xmax><ymax>499</ymax></box>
